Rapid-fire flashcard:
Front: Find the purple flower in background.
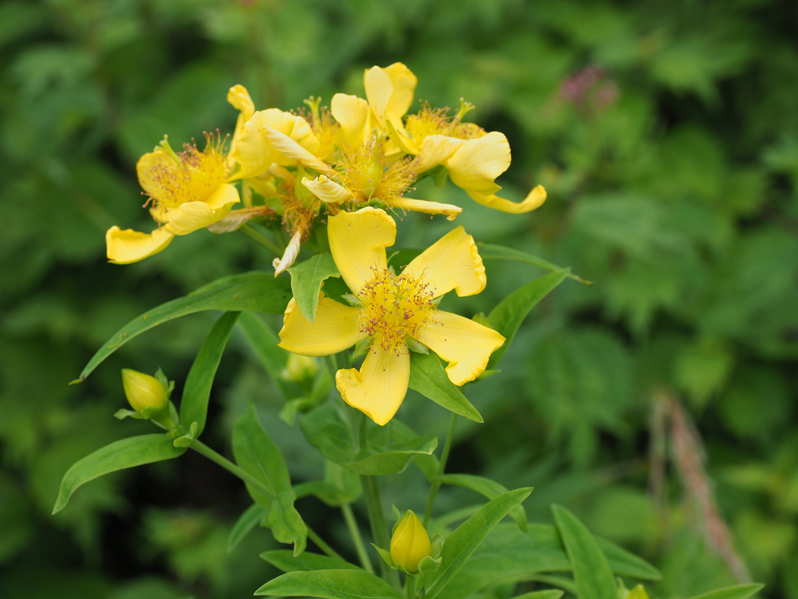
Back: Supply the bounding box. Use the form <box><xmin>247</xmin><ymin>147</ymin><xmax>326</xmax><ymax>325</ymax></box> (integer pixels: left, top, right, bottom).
<box><xmin>559</xmin><ymin>67</ymin><xmax>619</xmax><ymax>115</ymax></box>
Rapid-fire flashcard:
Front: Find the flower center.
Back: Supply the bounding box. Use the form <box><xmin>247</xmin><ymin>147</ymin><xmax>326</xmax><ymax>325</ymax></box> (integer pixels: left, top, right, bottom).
<box><xmin>358</xmin><ymin>268</ymin><xmax>437</xmax><ymax>354</ymax></box>
<box><xmin>334</xmin><ymin>137</ymin><xmax>416</xmax><ymax>205</ymax></box>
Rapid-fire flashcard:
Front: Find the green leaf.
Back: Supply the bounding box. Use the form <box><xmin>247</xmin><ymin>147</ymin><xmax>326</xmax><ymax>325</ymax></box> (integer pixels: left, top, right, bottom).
<box><xmin>346</xmin><ymin>436</ymin><xmax>438</xmax><ymax>475</ymax></box>
<box><xmin>424</xmin><ymin>488</ymin><xmax>533</xmax><ymax>599</ymax></box>
<box><xmin>237</xmin><ymin>311</ymin><xmax>296</xmax><ymax>401</ymax></box>
<box><xmin>409</xmin><ymin>352</ymin><xmax>483</xmax><ymax>423</ymax></box>
<box><xmin>255</xmin><ymin>569</ymin><xmax>402</xmax><ymax>599</ymax></box>
<box><xmin>684</xmin><ymin>585</ymin><xmax>765</xmax><ymax>599</ymax></box>
<box><xmin>551</xmin><ymin>504</ymin><xmax>616</xmax><ymax>599</ymax></box>
<box><xmin>77</xmin><ymin>272</ymin><xmax>291</xmax><ymax>382</ymax></box>
<box><xmin>288</xmin><ymin>253</ymin><xmax>341</xmax><ymax>322</ymax></box>
<box><xmin>293</xmin><ymin>461</ymin><xmax>362</xmax><ymax>506</ymax></box>
<box><xmin>594</xmin><ymin>537</ymin><xmax>661</xmax><ymax>581</ymax></box>
<box><xmin>487</xmin><ymin>270</ymin><xmax>570</xmax><ymax>370</ymax></box>
<box><xmin>300</xmin><ymin>402</ymin><xmax>356</xmax><ymax>464</ymax></box>
<box><xmin>261</xmin><ymin>550</ymin><xmax>361</xmax><ymax>572</ymax></box>
<box><xmin>438</xmin><ymin>474</ymin><xmax>528</xmax><ymax>532</ymax></box>
<box><xmin>228</xmin><ymin>503</ymin><xmax>267</xmax><ymax>553</ymax></box>
<box><xmin>53</xmin><ymin>434</ymin><xmax>185</xmax><ymax>514</ymax></box>
<box><xmin>180</xmin><ymin>311</ymin><xmax>239</xmax><ymax>436</ymax></box>
<box><xmin>513</xmin><ymin>592</ymin><xmax>564</xmax><ymax>599</ymax></box>
<box><xmin>232</xmin><ymin>404</ymin><xmax>307</xmax><ymax>555</ymax></box>
<box><xmin>478</xmin><ymin>244</ymin><xmax>591</xmax><ymax>285</ymax></box>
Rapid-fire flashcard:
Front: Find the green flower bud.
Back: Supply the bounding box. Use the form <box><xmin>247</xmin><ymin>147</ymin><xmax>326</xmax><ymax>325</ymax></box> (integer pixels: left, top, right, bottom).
<box><xmin>121</xmin><ymin>369</ymin><xmax>168</xmax><ymax>414</ymax></box>
<box><xmin>390</xmin><ymin>510</ymin><xmax>431</xmax><ymax>574</ymax></box>
<box><xmin>284</xmin><ymin>353</ymin><xmax>317</xmax><ymax>383</ymax></box>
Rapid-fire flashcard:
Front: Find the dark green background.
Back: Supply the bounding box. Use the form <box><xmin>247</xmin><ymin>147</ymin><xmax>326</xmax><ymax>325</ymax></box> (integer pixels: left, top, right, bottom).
<box><xmin>1</xmin><ymin>0</ymin><xmax>796</xmax><ymax>597</ymax></box>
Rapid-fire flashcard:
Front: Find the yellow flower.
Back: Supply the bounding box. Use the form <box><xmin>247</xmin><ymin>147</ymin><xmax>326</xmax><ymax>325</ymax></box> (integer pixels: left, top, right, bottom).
<box><xmin>415</xmin><ymin>131</ymin><xmax>547</xmax><ymax>214</ymax></box>
<box><xmin>121</xmin><ymin>369</ymin><xmax>167</xmax><ymax>414</ymax></box>
<box><xmin>277</xmin><ymin>208</ymin><xmax>505</xmax><ymax>425</ymax></box>
<box><xmin>390</xmin><ymin>510</ymin><xmax>431</xmax><ymax>574</ymax></box>
<box><xmin>106</xmin><ymin>134</ymin><xmax>241</xmax><ymax>264</ymax></box>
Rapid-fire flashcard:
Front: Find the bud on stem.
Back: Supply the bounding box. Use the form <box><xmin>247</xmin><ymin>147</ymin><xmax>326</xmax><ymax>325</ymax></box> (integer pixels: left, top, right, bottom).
<box><xmin>390</xmin><ymin>510</ymin><xmax>431</xmax><ymax>574</ymax></box>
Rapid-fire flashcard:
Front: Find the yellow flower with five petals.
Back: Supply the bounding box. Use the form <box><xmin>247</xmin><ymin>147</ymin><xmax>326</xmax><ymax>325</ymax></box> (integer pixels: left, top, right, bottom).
<box><xmin>277</xmin><ymin>207</ymin><xmax>505</xmax><ymax>426</ymax></box>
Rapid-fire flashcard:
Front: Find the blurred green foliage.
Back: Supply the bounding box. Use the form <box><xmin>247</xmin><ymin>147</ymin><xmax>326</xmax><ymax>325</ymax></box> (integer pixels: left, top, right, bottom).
<box><xmin>0</xmin><ymin>0</ymin><xmax>796</xmax><ymax>597</ymax></box>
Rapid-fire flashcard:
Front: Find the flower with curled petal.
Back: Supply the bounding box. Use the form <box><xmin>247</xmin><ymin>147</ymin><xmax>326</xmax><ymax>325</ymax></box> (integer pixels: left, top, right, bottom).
<box><xmin>277</xmin><ymin>207</ymin><xmax>505</xmax><ymax>426</ymax></box>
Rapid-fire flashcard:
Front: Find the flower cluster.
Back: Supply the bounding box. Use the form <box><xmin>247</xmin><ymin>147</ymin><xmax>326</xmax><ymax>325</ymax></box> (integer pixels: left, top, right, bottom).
<box><xmin>107</xmin><ymin>63</ymin><xmax>548</xmax><ymax>425</ymax></box>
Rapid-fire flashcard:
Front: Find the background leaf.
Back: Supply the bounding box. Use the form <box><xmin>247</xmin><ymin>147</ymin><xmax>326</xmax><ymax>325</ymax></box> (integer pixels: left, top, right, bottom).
<box><xmin>287</xmin><ymin>253</ymin><xmax>341</xmax><ymax>322</ymax></box>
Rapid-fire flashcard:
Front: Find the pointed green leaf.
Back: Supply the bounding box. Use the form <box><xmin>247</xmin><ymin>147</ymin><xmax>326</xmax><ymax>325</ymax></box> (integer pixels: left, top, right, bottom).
<box><xmin>595</xmin><ymin>537</ymin><xmax>661</xmax><ymax>581</ymax></box>
<box><xmin>233</xmin><ymin>404</ymin><xmax>306</xmax><ymax>555</ymax></box>
<box><xmin>180</xmin><ymin>311</ymin><xmax>239</xmax><ymax>436</ymax></box>
<box><xmin>300</xmin><ymin>402</ymin><xmax>356</xmax><ymax>464</ymax></box>
<box><xmin>78</xmin><ymin>272</ymin><xmax>291</xmax><ymax>382</ymax></box>
<box><xmin>409</xmin><ymin>352</ymin><xmax>483</xmax><ymax>423</ymax></box>
<box><xmin>228</xmin><ymin>503</ymin><xmax>267</xmax><ymax>553</ymax></box>
<box><xmin>487</xmin><ymin>270</ymin><xmax>569</xmax><ymax>369</ymax></box>
<box><xmin>513</xmin><ymin>592</ymin><xmax>564</xmax><ymax>599</ymax></box>
<box><xmin>478</xmin><ymin>244</ymin><xmax>591</xmax><ymax>285</ymax></box>
<box><xmin>346</xmin><ymin>436</ymin><xmax>438</xmax><ymax>475</ymax></box>
<box><xmin>685</xmin><ymin>585</ymin><xmax>765</xmax><ymax>599</ymax></box>
<box><xmin>237</xmin><ymin>311</ymin><xmax>298</xmax><ymax>401</ymax></box>
<box><xmin>288</xmin><ymin>253</ymin><xmax>341</xmax><ymax>322</ymax></box>
<box><xmin>53</xmin><ymin>434</ymin><xmax>185</xmax><ymax>514</ymax></box>
<box><xmin>438</xmin><ymin>474</ymin><xmax>528</xmax><ymax>532</ymax></box>
<box><xmin>552</xmin><ymin>504</ymin><xmax>616</xmax><ymax>599</ymax></box>
<box><xmin>261</xmin><ymin>550</ymin><xmax>361</xmax><ymax>572</ymax></box>
<box><xmin>255</xmin><ymin>569</ymin><xmax>402</xmax><ymax>599</ymax></box>
<box><xmin>424</xmin><ymin>488</ymin><xmax>533</xmax><ymax>599</ymax></box>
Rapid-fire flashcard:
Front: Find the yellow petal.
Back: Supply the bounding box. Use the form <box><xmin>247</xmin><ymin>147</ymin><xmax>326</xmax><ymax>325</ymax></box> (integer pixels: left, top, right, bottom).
<box><xmin>261</xmin><ymin>125</ymin><xmax>331</xmax><ymax>174</ymax></box>
<box><xmin>446</xmin><ymin>132</ymin><xmax>510</xmax><ymax>195</ymax></box>
<box><xmin>164</xmin><ymin>183</ymin><xmax>239</xmax><ymax>235</ymax></box>
<box><xmin>467</xmin><ymin>185</ymin><xmax>547</xmax><ymax>214</ymax></box>
<box><xmin>106</xmin><ymin>226</ymin><xmax>173</xmax><ymax>264</ymax></box>
<box><xmin>207</xmin><ymin>206</ymin><xmax>267</xmax><ymax>233</ymax></box>
<box><xmin>136</xmin><ymin>149</ymin><xmax>175</xmax><ymax>200</ymax></box>
<box><xmin>227</xmin><ymin>84</ymin><xmax>255</xmax><ymax>120</ymax></box>
<box><xmin>384</xmin><ymin>196</ymin><xmax>462</xmax><ymax>221</ymax></box>
<box><xmin>415</xmin><ymin>135</ymin><xmax>466</xmax><ymax>173</ymax></box>
<box><xmin>231</xmin><ymin>115</ymin><xmax>277</xmax><ymax>179</ymax></box>
<box><xmin>273</xmin><ymin>231</ymin><xmax>302</xmax><ymax>276</ymax></box>
<box><xmin>302</xmin><ymin>175</ymin><xmax>354</xmax><ymax>204</ymax></box>
<box><xmin>418</xmin><ymin>311</ymin><xmax>505</xmax><ymax>385</ymax></box>
<box><xmin>364</xmin><ymin>66</ymin><xmax>393</xmax><ymax>128</ymax></box>
<box><xmin>278</xmin><ymin>295</ymin><xmax>365</xmax><ymax>356</ymax></box>
<box><xmin>383</xmin><ymin>62</ymin><xmax>417</xmax><ymax>121</ymax></box>
<box><xmin>336</xmin><ymin>341</ymin><xmax>410</xmax><ymax>426</ymax></box>
<box><xmin>386</xmin><ymin>118</ymin><xmax>419</xmax><ymax>155</ymax></box>
<box><xmin>402</xmin><ymin>226</ymin><xmax>485</xmax><ymax>297</ymax></box>
<box><xmin>331</xmin><ymin>93</ymin><xmax>369</xmax><ymax>147</ymax></box>
<box><xmin>329</xmin><ymin>208</ymin><xmax>395</xmax><ymax>293</ymax></box>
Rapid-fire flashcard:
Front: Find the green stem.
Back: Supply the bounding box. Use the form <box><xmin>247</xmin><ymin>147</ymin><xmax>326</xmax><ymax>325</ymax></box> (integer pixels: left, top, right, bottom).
<box><xmin>423</xmin><ymin>413</ymin><xmax>458</xmax><ymax>526</ymax></box>
<box><xmin>341</xmin><ymin>503</ymin><xmax>375</xmax><ymax>574</ymax></box>
<box><xmin>406</xmin><ymin>574</ymin><xmax>416</xmax><ymax>599</ymax></box>
<box><xmin>362</xmin><ymin>474</ymin><xmax>399</xmax><ymax>588</ymax></box>
<box><xmin>189</xmin><ymin>439</ymin><xmax>342</xmax><ymax>560</ymax></box>
<box><xmin>307</xmin><ymin>525</ymin><xmax>346</xmax><ymax>561</ymax></box>
<box><xmin>241</xmin><ymin>224</ymin><xmax>283</xmax><ymax>256</ymax></box>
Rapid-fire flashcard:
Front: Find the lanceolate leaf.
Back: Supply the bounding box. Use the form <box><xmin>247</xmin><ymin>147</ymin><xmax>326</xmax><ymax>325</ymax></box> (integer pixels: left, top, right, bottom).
<box><xmin>684</xmin><ymin>585</ymin><xmax>765</xmax><ymax>599</ymax></box>
<box><xmin>346</xmin><ymin>436</ymin><xmax>438</xmax><ymax>475</ymax></box>
<box><xmin>487</xmin><ymin>270</ymin><xmax>570</xmax><ymax>370</ymax></box>
<box><xmin>53</xmin><ymin>434</ymin><xmax>185</xmax><ymax>514</ymax></box>
<box><xmin>478</xmin><ymin>244</ymin><xmax>592</xmax><ymax>285</ymax></box>
<box><xmin>552</xmin><ymin>504</ymin><xmax>616</xmax><ymax>599</ymax></box>
<box><xmin>261</xmin><ymin>550</ymin><xmax>361</xmax><ymax>572</ymax></box>
<box><xmin>512</xmin><ymin>591</ymin><xmax>564</xmax><ymax>599</ymax></box>
<box><xmin>288</xmin><ymin>253</ymin><xmax>341</xmax><ymax>322</ymax></box>
<box><xmin>255</xmin><ymin>569</ymin><xmax>402</xmax><ymax>599</ymax></box>
<box><xmin>424</xmin><ymin>488</ymin><xmax>533</xmax><ymax>599</ymax></box>
<box><xmin>180</xmin><ymin>311</ymin><xmax>239</xmax><ymax>436</ymax></box>
<box><xmin>77</xmin><ymin>272</ymin><xmax>291</xmax><ymax>382</ymax></box>
<box><xmin>438</xmin><ymin>474</ymin><xmax>528</xmax><ymax>532</ymax></box>
<box><xmin>232</xmin><ymin>404</ymin><xmax>307</xmax><ymax>555</ymax></box>
<box><xmin>409</xmin><ymin>352</ymin><xmax>483</xmax><ymax>423</ymax></box>
<box><xmin>237</xmin><ymin>311</ymin><xmax>296</xmax><ymax>401</ymax></box>
<box><xmin>228</xmin><ymin>503</ymin><xmax>267</xmax><ymax>553</ymax></box>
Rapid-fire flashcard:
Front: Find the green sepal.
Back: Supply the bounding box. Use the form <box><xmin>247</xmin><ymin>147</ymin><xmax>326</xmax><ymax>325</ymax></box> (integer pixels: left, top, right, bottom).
<box><xmin>391</xmin><ymin>504</ymin><xmax>402</xmax><ymax>533</ymax></box>
<box><xmin>425</xmin><ymin>165</ymin><xmax>449</xmax><ymax>187</ymax></box>
<box><xmin>341</xmin><ymin>293</ymin><xmax>361</xmax><ymax>307</ymax></box>
<box><xmin>154</xmin><ymin>368</ymin><xmax>174</xmax><ymax>400</ymax></box>
<box><xmin>372</xmin><ymin>543</ymin><xmax>395</xmax><ymax>569</ymax></box>
<box><xmin>406</xmin><ymin>336</ymin><xmax>429</xmax><ymax>354</ymax></box>
<box><xmin>418</xmin><ymin>555</ymin><xmax>443</xmax><ymax>579</ymax></box>
<box><xmin>114</xmin><ymin>409</ymin><xmax>143</xmax><ymax>421</ymax></box>
<box><xmin>172</xmin><ymin>421</ymin><xmax>198</xmax><ymax>448</ymax></box>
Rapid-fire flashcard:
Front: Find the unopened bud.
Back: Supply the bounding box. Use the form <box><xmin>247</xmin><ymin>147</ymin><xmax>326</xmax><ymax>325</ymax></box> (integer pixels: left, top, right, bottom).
<box><xmin>121</xmin><ymin>369</ymin><xmax>168</xmax><ymax>414</ymax></box>
<box><xmin>390</xmin><ymin>510</ymin><xmax>431</xmax><ymax>574</ymax></box>
<box><xmin>285</xmin><ymin>353</ymin><xmax>317</xmax><ymax>382</ymax></box>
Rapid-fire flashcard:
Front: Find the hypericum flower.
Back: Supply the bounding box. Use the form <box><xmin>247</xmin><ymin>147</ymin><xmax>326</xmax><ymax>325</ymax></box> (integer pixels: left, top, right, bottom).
<box><xmin>121</xmin><ymin>369</ymin><xmax>167</xmax><ymax>414</ymax></box>
<box><xmin>390</xmin><ymin>510</ymin><xmax>431</xmax><ymax>574</ymax></box>
<box><xmin>277</xmin><ymin>208</ymin><xmax>505</xmax><ymax>425</ymax></box>
<box><xmin>106</xmin><ymin>133</ymin><xmax>241</xmax><ymax>264</ymax></box>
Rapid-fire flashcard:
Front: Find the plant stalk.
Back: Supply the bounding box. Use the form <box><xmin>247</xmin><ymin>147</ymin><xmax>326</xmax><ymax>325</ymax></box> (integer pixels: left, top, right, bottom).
<box><xmin>406</xmin><ymin>574</ymin><xmax>416</xmax><ymax>599</ymax></box>
<box><xmin>341</xmin><ymin>503</ymin><xmax>375</xmax><ymax>574</ymax></box>
<box><xmin>362</xmin><ymin>474</ymin><xmax>399</xmax><ymax>588</ymax></box>
<box><xmin>241</xmin><ymin>224</ymin><xmax>283</xmax><ymax>255</ymax></box>
<box><xmin>423</xmin><ymin>413</ymin><xmax>458</xmax><ymax>526</ymax></box>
